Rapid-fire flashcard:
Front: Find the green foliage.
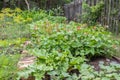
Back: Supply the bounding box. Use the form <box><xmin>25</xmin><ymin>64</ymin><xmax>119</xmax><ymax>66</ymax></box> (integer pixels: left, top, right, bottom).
<box><xmin>0</xmin><ymin>38</ymin><xmax>26</xmax><ymax>47</ymax></box>
<box><xmin>0</xmin><ymin>8</ymin><xmax>119</xmax><ymax>80</ymax></box>
<box><xmin>30</xmin><ymin>20</ymin><xmax>118</xmax><ymax>57</ymax></box>
<box><xmin>0</xmin><ymin>54</ymin><xmax>20</xmax><ymax>80</ymax></box>
<box><xmin>17</xmin><ymin>15</ymin><xmax>119</xmax><ymax>79</ymax></box>
<box><xmin>0</xmin><ymin>8</ymin><xmax>31</xmax><ymax>40</ymax></box>
<box><xmin>79</xmin><ymin>62</ymin><xmax>120</xmax><ymax>80</ymax></box>
<box><xmin>48</xmin><ymin>6</ymin><xmax>64</xmax><ymax>16</ymax></box>
<box><xmin>81</xmin><ymin>1</ymin><xmax>104</xmax><ymax>25</ymax></box>
<box><xmin>0</xmin><ymin>25</ymin><xmax>30</xmax><ymax>39</ymax></box>
<box><xmin>0</xmin><ymin>8</ymin><xmax>66</xmax><ymax>54</ymax></box>
<box><xmin>18</xmin><ymin>49</ymin><xmax>86</xmax><ymax>80</ymax></box>
<box><xmin>0</xmin><ymin>8</ymin><xmax>47</xmax><ymax>40</ymax></box>
<box><xmin>0</xmin><ymin>8</ymin><xmax>65</xmax><ymax>27</ymax></box>
<box><xmin>0</xmin><ymin>8</ymin><xmax>33</xmax><ymax>25</ymax></box>
<box><xmin>19</xmin><ymin>10</ymin><xmax>48</xmax><ymax>22</ymax></box>
<box><xmin>0</xmin><ymin>38</ymin><xmax>26</xmax><ymax>55</ymax></box>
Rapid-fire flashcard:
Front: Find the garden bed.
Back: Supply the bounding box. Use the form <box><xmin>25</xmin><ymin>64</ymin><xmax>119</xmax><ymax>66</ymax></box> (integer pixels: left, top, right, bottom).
<box><xmin>18</xmin><ymin>56</ymin><xmax>120</xmax><ymax>80</ymax></box>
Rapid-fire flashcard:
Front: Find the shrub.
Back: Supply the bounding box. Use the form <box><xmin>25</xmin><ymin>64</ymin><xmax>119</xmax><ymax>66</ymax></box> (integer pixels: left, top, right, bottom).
<box><xmin>80</xmin><ymin>1</ymin><xmax>104</xmax><ymax>26</ymax></box>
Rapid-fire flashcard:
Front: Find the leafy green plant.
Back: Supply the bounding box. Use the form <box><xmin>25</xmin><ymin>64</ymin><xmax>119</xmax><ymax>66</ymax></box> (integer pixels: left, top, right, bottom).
<box><xmin>17</xmin><ymin>17</ymin><xmax>119</xmax><ymax>80</ymax></box>
<box><xmin>19</xmin><ymin>10</ymin><xmax>47</xmax><ymax>23</ymax></box>
<box><xmin>79</xmin><ymin>62</ymin><xmax>120</xmax><ymax>80</ymax></box>
<box><xmin>17</xmin><ymin>49</ymin><xmax>86</xmax><ymax>80</ymax></box>
<box><xmin>31</xmin><ymin>21</ymin><xmax>119</xmax><ymax>57</ymax></box>
<box><xmin>48</xmin><ymin>6</ymin><xmax>64</xmax><ymax>16</ymax></box>
<box><xmin>81</xmin><ymin>1</ymin><xmax>104</xmax><ymax>25</ymax></box>
<box><xmin>0</xmin><ymin>54</ymin><xmax>20</xmax><ymax>80</ymax></box>
<box><xmin>0</xmin><ymin>38</ymin><xmax>26</xmax><ymax>54</ymax></box>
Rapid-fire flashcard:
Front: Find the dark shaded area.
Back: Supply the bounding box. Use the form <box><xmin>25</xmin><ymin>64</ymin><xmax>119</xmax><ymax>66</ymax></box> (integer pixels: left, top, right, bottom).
<box><xmin>0</xmin><ymin>0</ymin><xmax>73</xmax><ymax>10</ymax></box>
<box><xmin>89</xmin><ymin>56</ymin><xmax>120</xmax><ymax>71</ymax></box>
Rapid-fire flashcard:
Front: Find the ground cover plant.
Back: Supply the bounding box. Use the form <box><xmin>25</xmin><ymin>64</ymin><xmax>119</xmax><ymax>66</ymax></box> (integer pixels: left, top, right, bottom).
<box><xmin>17</xmin><ymin>17</ymin><xmax>120</xmax><ymax>80</ymax></box>
<box><xmin>0</xmin><ymin>54</ymin><xmax>20</xmax><ymax>80</ymax></box>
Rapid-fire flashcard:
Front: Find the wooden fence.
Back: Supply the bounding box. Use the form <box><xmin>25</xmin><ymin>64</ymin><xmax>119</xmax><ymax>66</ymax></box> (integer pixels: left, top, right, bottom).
<box><xmin>64</xmin><ymin>0</ymin><xmax>120</xmax><ymax>34</ymax></box>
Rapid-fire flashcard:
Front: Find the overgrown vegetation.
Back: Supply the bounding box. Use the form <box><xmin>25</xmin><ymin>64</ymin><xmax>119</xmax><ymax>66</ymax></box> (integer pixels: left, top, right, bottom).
<box><xmin>30</xmin><ymin>20</ymin><xmax>118</xmax><ymax>58</ymax></box>
<box><xmin>0</xmin><ymin>5</ymin><xmax>120</xmax><ymax>80</ymax></box>
<box><xmin>14</xmin><ymin>10</ymin><xmax>119</xmax><ymax>79</ymax></box>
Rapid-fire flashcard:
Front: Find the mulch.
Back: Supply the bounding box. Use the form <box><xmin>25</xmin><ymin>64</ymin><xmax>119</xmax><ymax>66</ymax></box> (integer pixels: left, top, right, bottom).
<box><xmin>89</xmin><ymin>56</ymin><xmax>120</xmax><ymax>71</ymax></box>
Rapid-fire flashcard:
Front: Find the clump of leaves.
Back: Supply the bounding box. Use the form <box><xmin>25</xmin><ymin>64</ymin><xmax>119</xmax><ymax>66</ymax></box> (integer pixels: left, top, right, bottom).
<box><xmin>79</xmin><ymin>62</ymin><xmax>120</xmax><ymax>80</ymax></box>
<box><xmin>81</xmin><ymin>1</ymin><xmax>104</xmax><ymax>25</ymax></box>
<box><xmin>0</xmin><ymin>54</ymin><xmax>20</xmax><ymax>80</ymax></box>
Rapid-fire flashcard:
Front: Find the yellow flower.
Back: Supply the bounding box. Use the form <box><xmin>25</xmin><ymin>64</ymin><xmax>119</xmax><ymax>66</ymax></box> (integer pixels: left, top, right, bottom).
<box><xmin>15</xmin><ymin>8</ymin><xmax>22</xmax><ymax>13</ymax></box>
<box><xmin>0</xmin><ymin>13</ymin><xmax>4</xmax><ymax>19</ymax></box>
<box><xmin>26</xmin><ymin>18</ymin><xmax>32</xmax><ymax>22</ymax></box>
<box><xmin>13</xmin><ymin>15</ymin><xmax>24</xmax><ymax>23</ymax></box>
<box><xmin>14</xmin><ymin>18</ymin><xmax>20</xmax><ymax>23</ymax></box>
<box><xmin>6</xmin><ymin>13</ymin><xmax>14</xmax><ymax>17</ymax></box>
<box><xmin>1</xmin><ymin>8</ymin><xmax>11</xmax><ymax>13</ymax></box>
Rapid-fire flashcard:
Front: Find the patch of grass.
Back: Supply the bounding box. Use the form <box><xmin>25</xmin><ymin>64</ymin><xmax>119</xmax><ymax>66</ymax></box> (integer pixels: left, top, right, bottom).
<box><xmin>0</xmin><ymin>25</ymin><xmax>30</xmax><ymax>40</ymax></box>
<box><xmin>0</xmin><ymin>38</ymin><xmax>27</xmax><ymax>55</ymax></box>
<box><xmin>0</xmin><ymin>38</ymin><xmax>26</xmax><ymax>47</ymax></box>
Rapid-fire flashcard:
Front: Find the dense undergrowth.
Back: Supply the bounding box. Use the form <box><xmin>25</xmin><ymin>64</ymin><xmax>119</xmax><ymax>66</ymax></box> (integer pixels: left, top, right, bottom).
<box><xmin>0</xmin><ymin>8</ymin><xmax>120</xmax><ymax>80</ymax></box>
<box><xmin>18</xmin><ymin>20</ymin><xmax>120</xmax><ymax>80</ymax></box>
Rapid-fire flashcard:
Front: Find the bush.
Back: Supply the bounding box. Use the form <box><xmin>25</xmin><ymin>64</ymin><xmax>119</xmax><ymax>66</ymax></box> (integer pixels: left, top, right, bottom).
<box><xmin>80</xmin><ymin>1</ymin><xmax>104</xmax><ymax>25</ymax></box>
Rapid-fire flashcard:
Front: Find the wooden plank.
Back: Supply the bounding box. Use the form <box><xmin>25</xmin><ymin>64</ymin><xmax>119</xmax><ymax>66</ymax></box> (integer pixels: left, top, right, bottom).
<box><xmin>115</xmin><ymin>0</ymin><xmax>119</xmax><ymax>35</ymax></box>
<box><xmin>118</xmin><ymin>0</ymin><xmax>120</xmax><ymax>33</ymax></box>
<box><xmin>108</xmin><ymin>0</ymin><xmax>111</xmax><ymax>31</ymax></box>
<box><xmin>104</xmin><ymin>0</ymin><xmax>107</xmax><ymax>25</ymax></box>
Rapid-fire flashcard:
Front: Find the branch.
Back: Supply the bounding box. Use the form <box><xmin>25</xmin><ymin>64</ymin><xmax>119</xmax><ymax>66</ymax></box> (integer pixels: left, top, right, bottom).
<box><xmin>24</xmin><ymin>0</ymin><xmax>30</xmax><ymax>10</ymax></box>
